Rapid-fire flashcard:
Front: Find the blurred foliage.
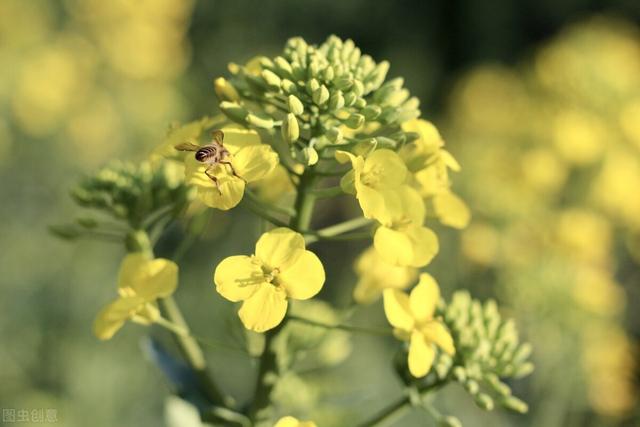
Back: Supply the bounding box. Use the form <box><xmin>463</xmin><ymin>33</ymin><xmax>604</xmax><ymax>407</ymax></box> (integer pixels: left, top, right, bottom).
<box><xmin>1</xmin><ymin>0</ymin><xmax>640</xmax><ymax>426</ymax></box>
<box><xmin>446</xmin><ymin>16</ymin><xmax>640</xmax><ymax>426</ymax></box>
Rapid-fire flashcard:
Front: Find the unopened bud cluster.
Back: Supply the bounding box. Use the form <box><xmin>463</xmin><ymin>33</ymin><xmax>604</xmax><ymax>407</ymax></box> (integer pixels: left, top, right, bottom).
<box><xmin>435</xmin><ymin>291</ymin><xmax>534</xmax><ymax>414</ymax></box>
<box><xmin>215</xmin><ymin>35</ymin><xmax>421</xmax><ymax>165</ymax></box>
<box><xmin>54</xmin><ymin>160</ymin><xmax>194</xmax><ymax>239</ymax></box>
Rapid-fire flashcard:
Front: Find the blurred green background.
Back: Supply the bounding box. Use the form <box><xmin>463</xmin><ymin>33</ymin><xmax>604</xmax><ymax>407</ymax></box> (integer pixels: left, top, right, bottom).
<box><xmin>1</xmin><ymin>0</ymin><xmax>639</xmax><ymax>426</ymax></box>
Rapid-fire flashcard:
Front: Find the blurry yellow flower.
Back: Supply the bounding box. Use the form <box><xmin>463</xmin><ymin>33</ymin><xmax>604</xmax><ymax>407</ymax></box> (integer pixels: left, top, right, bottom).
<box><xmin>214</xmin><ymin>228</ymin><xmax>325</xmax><ymax>332</ymax></box>
<box><xmin>94</xmin><ymin>253</ymin><xmax>178</xmax><ymax>340</ymax></box>
<box><xmin>373</xmin><ymin>186</ymin><xmax>439</xmax><ymax>267</ymax></box>
<box><xmin>335</xmin><ymin>149</ymin><xmax>408</xmax><ymax>224</ymax></box>
<box><xmin>555</xmin><ymin>209</ymin><xmax>612</xmax><ymax>263</ymax></box>
<box><xmin>353</xmin><ymin>246</ymin><xmax>418</xmax><ymax>304</ymax></box>
<box><xmin>185</xmin><ymin>128</ymin><xmax>279</xmax><ymax>210</ymax></box>
<box><xmin>461</xmin><ymin>223</ymin><xmax>500</xmax><ymax>266</ymax></box>
<box><xmin>383</xmin><ymin>274</ymin><xmax>455</xmax><ymax>377</ymax></box>
<box><xmin>274</xmin><ymin>416</ymin><xmax>317</xmax><ymax>427</ymax></box>
<box><xmin>552</xmin><ymin>110</ymin><xmax>605</xmax><ymax>166</ymax></box>
<box><xmin>250</xmin><ymin>164</ymin><xmax>295</xmax><ymax>204</ymax></box>
<box><xmin>399</xmin><ymin>119</ymin><xmax>470</xmax><ymax>229</ymax></box>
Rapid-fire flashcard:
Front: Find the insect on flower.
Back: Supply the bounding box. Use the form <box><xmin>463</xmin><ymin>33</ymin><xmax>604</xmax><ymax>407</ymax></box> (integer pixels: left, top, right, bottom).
<box><xmin>175</xmin><ymin>130</ymin><xmax>245</xmax><ymax>194</ymax></box>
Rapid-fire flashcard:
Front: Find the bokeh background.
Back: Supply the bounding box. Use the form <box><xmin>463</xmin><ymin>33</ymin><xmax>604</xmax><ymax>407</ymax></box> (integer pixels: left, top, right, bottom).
<box><xmin>1</xmin><ymin>0</ymin><xmax>639</xmax><ymax>426</ymax></box>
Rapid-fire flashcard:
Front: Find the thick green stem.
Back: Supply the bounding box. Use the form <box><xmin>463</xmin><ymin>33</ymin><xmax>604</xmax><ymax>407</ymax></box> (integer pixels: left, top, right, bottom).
<box><xmin>249</xmin><ymin>167</ymin><xmax>317</xmax><ymax>423</ymax></box>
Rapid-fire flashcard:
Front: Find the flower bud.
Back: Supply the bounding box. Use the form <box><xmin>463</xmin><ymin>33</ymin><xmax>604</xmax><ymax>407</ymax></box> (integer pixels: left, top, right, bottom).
<box><xmin>345</xmin><ymin>113</ymin><xmax>365</xmax><ymax>129</ymax></box>
<box><xmin>313</xmin><ymin>85</ymin><xmax>330</xmax><ymax>105</ymax></box>
<box><xmin>281</xmin><ymin>79</ymin><xmax>297</xmax><ymax>94</ymax></box>
<box><xmin>219</xmin><ymin>101</ymin><xmax>249</xmax><ymax>124</ymax></box>
<box><xmin>281</xmin><ymin>113</ymin><xmax>300</xmax><ymax>143</ymax></box>
<box><xmin>302</xmin><ymin>147</ymin><xmax>318</xmax><ymax>166</ymax></box>
<box><xmin>474</xmin><ymin>393</ymin><xmax>494</xmax><ymax>411</ymax></box>
<box><xmin>288</xmin><ymin>95</ymin><xmax>304</xmax><ymax>115</ymax></box>
<box><xmin>344</xmin><ymin>91</ymin><xmax>357</xmax><ymax>107</ymax></box>
<box><xmin>274</xmin><ymin>56</ymin><xmax>293</xmax><ymax>77</ymax></box>
<box><xmin>261</xmin><ymin>69</ymin><xmax>281</xmax><ymax>89</ymax></box>
<box><xmin>213</xmin><ymin>77</ymin><xmax>239</xmax><ymax>102</ymax></box>
<box><xmin>362</xmin><ymin>105</ymin><xmax>381</xmax><ymax>120</ymax></box>
<box><xmin>246</xmin><ymin>113</ymin><xmax>274</xmax><ymax>129</ymax></box>
<box><xmin>306</xmin><ymin>78</ymin><xmax>320</xmax><ymax>95</ymax></box>
<box><xmin>438</xmin><ymin>416</ymin><xmax>462</xmax><ymax>427</ymax></box>
<box><xmin>500</xmin><ymin>396</ymin><xmax>529</xmax><ymax>414</ymax></box>
<box><xmin>334</xmin><ymin>77</ymin><xmax>354</xmax><ymax>91</ymax></box>
<box><xmin>329</xmin><ymin>91</ymin><xmax>345</xmax><ymax>110</ymax></box>
<box><xmin>326</xmin><ymin>127</ymin><xmax>343</xmax><ymax>144</ymax></box>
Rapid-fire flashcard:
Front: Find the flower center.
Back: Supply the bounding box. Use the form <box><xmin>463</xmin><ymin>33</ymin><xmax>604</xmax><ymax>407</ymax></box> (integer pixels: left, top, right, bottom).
<box><xmin>361</xmin><ymin>165</ymin><xmax>383</xmax><ymax>187</ymax></box>
<box><xmin>261</xmin><ymin>265</ymin><xmax>281</xmax><ymax>286</ymax></box>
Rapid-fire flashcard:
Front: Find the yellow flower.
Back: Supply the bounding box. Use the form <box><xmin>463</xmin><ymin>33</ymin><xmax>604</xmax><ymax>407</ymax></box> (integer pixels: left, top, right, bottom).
<box><xmin>383</xmin><ymin>274</ymin><xmax>455</xmax><ymax>377</ymax></box>
<box><xmin>94</xmin><ymin>253</ymin><xmax>178</xmax><ymax>340</ymax></box>
<box><xmin>335</xmin><ymin>149</ymin><xmax>408</xmax><ymax>224</ymax></box>
<box><xmin>353</xmin><ymin>246</ymin><xmax>418</xmax><ymax>304</ymax></box>
<box><xmin>399</xmin><ymin>119</ymin><xmax>470</xmax><ymax>229</ymax></box>
<box><xmin>214</xmin><ymin>228</ymin><xmax>325</xmax><ymax>332</ymax></box>
<box><xmin>250</xmin><ymin>164</ymin><xmax>295</xmax><ymax>204</ymax></box>
<box><xmin>373</xmin><ymin>186</ymin><xmax>439</xmax><ymax>267</ymax></box>
<box><xmin>185</xmin><ymin>127</ymin><xmax>279</xmax><ymax>210</ymax></box>
<box><xmin>274</xmin><ymin>416</ymin><xmax>317</xmax><ymax>427</ymax></box>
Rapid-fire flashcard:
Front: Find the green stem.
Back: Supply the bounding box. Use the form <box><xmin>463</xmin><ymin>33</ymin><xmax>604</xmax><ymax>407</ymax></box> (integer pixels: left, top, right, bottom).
<box><xmin>305</xmin><ymin>217</ymin><xmax>373</xmax><ymax>244</ymax></box>
<box><xmin>287</xmin><ymin>315</ymin><xmax>392</xmax><ymax>336</ymax></box>
<box><xmin>159</xmin><ymin>296</ymin><xmax>233</xmax><ymax>407</ymax></box>
<box><xmin>356</xmin><ymin>379</ymin><xmax>449</xmax><ymax>427</ymax></box>
<box><xmin>310</xmin><ymin>185</ymin><xmax>344</xmax><ymax>198</ymax></box>
<box><xmin>244</xmin><ymin>190</ymin><xmax>295</xmax><ymax>216</ymax></box>
<box><xmin>249</xmin><ymin>167</ymin><xmax>317</xmax><ymax>422</ymax></box>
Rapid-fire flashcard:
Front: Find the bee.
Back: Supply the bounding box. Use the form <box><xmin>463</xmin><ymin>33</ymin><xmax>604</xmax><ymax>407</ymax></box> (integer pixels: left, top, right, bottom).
<box><xmin>175</xmin><ymin>130</ymin><xmax>245</xmax><ymax>194</ymax></box>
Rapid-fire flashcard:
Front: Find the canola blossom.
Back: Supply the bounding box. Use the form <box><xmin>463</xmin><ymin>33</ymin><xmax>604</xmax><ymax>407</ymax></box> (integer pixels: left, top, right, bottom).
<box><xmin>93</xmin><ymin>253</ymin><xmax>178</xmax><ymax>340</ymax></box>
<box><xmin>55</xmin><ymin>34</ymin><xmax>534</xmax><ymax>427</ymax></box>
<box><xmin>184</xmin><ymin>128</ymin><xmax>279</xmax><ymax>210</ymax></box>
<box><xmin>384</xmin><ymin>274</ymin><xmax>455</xmax><ymax>377</ymax></box>
<box><xmin>214</xmin><ymin>228</ymin><xmax>325</xmax><ymax>332</ymax></box>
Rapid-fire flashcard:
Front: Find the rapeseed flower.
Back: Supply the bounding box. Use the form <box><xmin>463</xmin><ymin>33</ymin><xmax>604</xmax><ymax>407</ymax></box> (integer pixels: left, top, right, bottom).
<box><xmin>353</xmin><ymin>246</ymin><xmax>418</xmax><ymax>304</ymax></box>
<box><xmin>274</xmin><ymin>416</ymin><xmax>317</xmax><ymax>427</ymax></box>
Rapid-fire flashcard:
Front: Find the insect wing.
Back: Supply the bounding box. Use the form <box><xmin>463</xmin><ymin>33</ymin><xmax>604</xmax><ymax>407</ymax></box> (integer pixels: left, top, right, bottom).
<box><xmin>211</xmin><ymin>130</ymin><xmax>224</xmax><ymax>145</ymax></box>
<box><xmin>174</xmin><ymin>142</ymin><xmax>201</xmax><ymax>152</ymax></box>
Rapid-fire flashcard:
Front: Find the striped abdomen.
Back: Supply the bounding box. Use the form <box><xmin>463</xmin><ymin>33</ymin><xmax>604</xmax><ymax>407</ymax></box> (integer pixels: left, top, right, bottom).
<box><xmin>195</xmin><ymin>145</ymin><xmax>220</xmax><ymax>163</ymax></box>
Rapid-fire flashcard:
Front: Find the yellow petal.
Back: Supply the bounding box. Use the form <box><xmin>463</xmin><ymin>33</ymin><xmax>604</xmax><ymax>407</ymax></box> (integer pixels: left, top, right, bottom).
<box><xmin>93</xmin><ymin>296</ymin><xmax>145</xmax><ymax>340</ymax></box>
<box><xmin>409</xmin><ymin>273</ymin><xmax>440</xmax><ymax>323</ymax></box>
<box><xmin>433</xmin><ymin>192</ymin><xmax>471</xmax><ymax>229</ymax></box>
<box><xmin>422</xmin><ymin>321</ymin><xmax>455</xmax><ymax>355</ymax></box>
<box><xmin>362</xmin><ymin>149</ymin><xmax>407</xmax><ymax>188</ymax></box>
<box><xmin>238</xmin><ymin>284</ymin><xmax>288</xmax><ymax>332</ymax></box>
<box><xmin>408</xmin><ymin>330</ymin><xmax>435</xmax><ymax>378</ymax></box>
<box><xmin>391</xmin><ymin>186</ymin><xmax>425</xmax><ymax>225</ymax></box>
<box><xmin>233</xmin><ymin>145</ymin><xmax>278</xmax><ymax>182</ymax></box>
<box><xmin>357</xmin><ymin>183</ymin><xmax>392</xmax><ymax>223</ymax></box>
<box><xmin>383</xmin><ymin>289</ymin><xmax>414</xmax><ymax>331</ymax></box>
<box><xmin>214</xmin><ymin>255</ymin><xmax>264</xmax><ymax>302</ymax></box>
<box><xmin>406</xmin><ymin>225</ymin><xmax>439</xmax><ymax>267</ymax></box>
<box><xmin>374</xmin><ymin>226</ymin><xmax>414</xmax><ymax>266</ymax></box>
<box><xmin>278</xmin><ymin>250</ymin><xmax>325</xmax><ymax>300</ymax></box>
<box><xmin>274</xmin><ymin>417</ymin><xmax>299</xmax><ymax>427</ymax></box>
<box><xmin>255</xmin><ymin>228</ymin><xmax>305</xmax><ymax>270</ymax></box>
<box><xmin>186</xmin><ymin>157</ymin><xmax>246</xmax><ymax>210</ymax></box>
<box><xmin>118</xmin><ymin>254</ymin><xmax>178</xmax><ymax>300</ymax></box>
<box><xmin>219</xmin><ymin>127</ymin><xmax>262</xmax><ymax>154</ymax></box>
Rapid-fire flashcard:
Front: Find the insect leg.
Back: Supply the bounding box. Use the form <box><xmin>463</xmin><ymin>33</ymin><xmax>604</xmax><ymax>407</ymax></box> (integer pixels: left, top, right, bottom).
<box><xmin>204</xmin><ymin>167</ymin><xmax>222</xmax><ymax>195</ymax></box>
<box><xmin>221</xmin><ymin>161</ymin><xmax>246</xmax><ymax>183</ymax></box>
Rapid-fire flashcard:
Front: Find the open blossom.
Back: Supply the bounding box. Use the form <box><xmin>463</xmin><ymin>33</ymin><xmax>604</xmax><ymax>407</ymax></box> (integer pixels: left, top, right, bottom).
<box><xmin>383</xmin><ymin>273</ymin><xmax>455</xmax><ymax>377</ymax></box>
<box><xmin>274</xmin><ymin>416</ymin><xmax>317</xmax><ymax>427</ymax></box>
<box><xmin>94</xmin><ymin>253</ymin><xmax>178</xmax><ymax>340</ymax></box>
<box><xmin>185</xmin><ymin>127</ymin><xmax>278</xmax><ymax>210</ymax></box>
<box><xmin>214</xmin><ymin>228</ymin><xmax>325</xmax><ymax>332</ymax></box>
<box><xmin>373</xmin><ymin>185</ymin><xmax>439</xmax><ymax>267</ymax></box>
<box><xmin>400</xmin><ymin>119</ymin><xmax>470</xmax><ymax>229</ymax></box>
<box><xmin>335</xmin><ymin>149</ymin><xmax>408</xmax><ymax>224</ymax></box>
<box><xmin>353</xmin><ymin>246</ymin><xmax>418</xmax><ymax>304</ymax></box>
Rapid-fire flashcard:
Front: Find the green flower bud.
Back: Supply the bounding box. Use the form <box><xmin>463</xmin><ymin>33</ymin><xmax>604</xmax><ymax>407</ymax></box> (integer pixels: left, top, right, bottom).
<box><xmin>485</xmin><ymin>373</ymin><xmax>511</xmax><ymax>397</ymax></box>
<box><xmin>354</xmin><ymin>98</ymin><xmax>367</xmax><ymax>109</ymax></box>
<box><xmin>213</xmin><ymin>77</ymin><xmax>240</xmax><ymax>102</ymax></box>
<box><xmin>281</xmin><ymin>79</ymin><xmax>297</xmax><ymax>94</ymax></box>
<box><xmin>329</xmin><ymin>91</ymin><xmax>345</xmax><ymax>110</ymax></box>
<box><xmin>306</xmin><ymin>78</ymin><xmax>320</xmax><ymax>95</ymax></box>
<box><xmin>219</xmin><ymin>101</ymin><xmax>249</xmax><ymax>124</ymax></box>
<box><xmin>438</xmin><ymin>416</ymin><xmax>462</xmax><ymax>427</ymax></box>
<box><xmin>281</xmin><ymin>113</ymin><xmax>300</xmax><ymax>143</ymax></box>
<box><xmin>344</xmin><ymin>91</ymin><xmax>357</xmax><ymax>107</ymax></box>
<box><xmin>513</xmin><ymin>362</ymin><xmax>535</xmax><ymax>378</ymax></box>
<box><xmin>312</xmin><ymin>85</ymin><xmax>330</xmax><ymax>105</ymax></box>
<box><xmin>452</xmin><ymin>366</ymin><xmax>467</xmax><ymax>382</ymax></box>
<box><xmin>464</xmin><ymin>379</ymin><xmax>479</xmax><ymax>395</ymax></box>
<box><xmin>77</xmin><ymin>217</ymin><xmax>98</xmax><ymax>228</ymax></box>
<box><xmin>362</xmin><ymin>105</ymin><xmax>381</xmax><ymax>120</ymax></box>
<box><xmin>246</xmin><ymin>113</ymin><xmax>274</xmax><ymax>129</ymax></box>
<box><xmin>326</xmin><ymin>127</ymin><xmax>343</xmax><ymax>144</ymax></box>
<box><xmin>49</xmin><ymin>225</ymin><xmax>81</xmax><ymax>240</ymax></box>
<box><xmin>261</xmin><ymin>69</ymin><xmax>281</xmax><ymax>89</ymax></box>
<box><xmin>500</xmin><ymin>396</ymin><xmax>529</xmax><ymax>414</ymax></box>
<box><xmin>323</xmin><ymin>66</ymin><xmax>335</xmax><ymax>81</ymax></box>
<box><xmin>334</xmin><ymin>77</ymin><xmax>354</xmax><ymax>91</ymax></box>
<box><xmin>288</xmin><ymin>95</ymin><xmax>304</xmax><ymax>115</ymax></box>
<box><xmin>352</xmin><ymin>79</ymin><xmax>364</xmax><ymax>97</ymax></box>
<box><xmin>364</xmin><ymin>60</ymin><xmax>390</xmax><ymax>91</ymax></box>
<box><xmin>274</xmin><ymin>56</ymin><xmax>293</xmax><ymax>77</ymax></box>
<box><xmin>474</xmin><ymin>393</ymin><xmax>494</xmax><ymax>411</ymax></box>
<box><xmin>302</xmin><ymin>147</ymin><xmax>319</xmax><ymax>166</ymax></box>
<box><xmin>345</xmin><ymin>113</ymin><xmax>365</xmax><ymax>129</ymax></box>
